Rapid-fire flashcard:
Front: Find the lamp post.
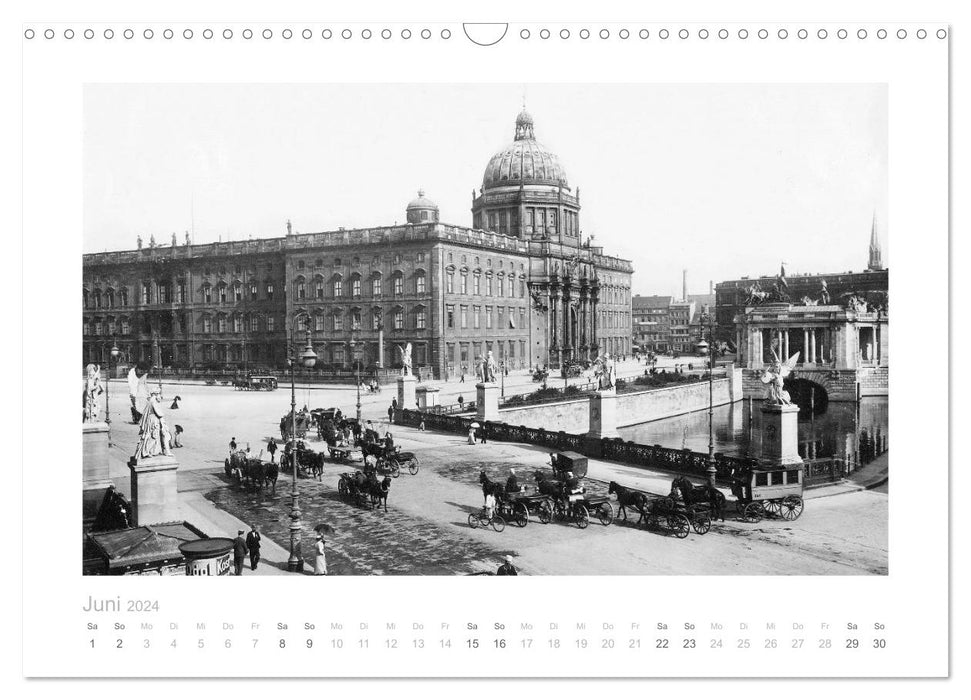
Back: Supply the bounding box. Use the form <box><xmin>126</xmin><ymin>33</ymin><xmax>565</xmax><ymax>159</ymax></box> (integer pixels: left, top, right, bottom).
<box><xmin>107</xmin><ymin>342</ymin><xmax>120</xmax><ymax>446</ymax></box>
<box><xmin>696</xmin><ymin>312</ymin><xmax>717</xmax><ymax>487</ymax></box>
<box><xmin>287</xmin><ymin>321</ymin><xmax>317</xmax><ymax>573</ymax></box>
<box><xmin>351</xmin><ymin>334</ymin><xmax>362</xmax><ymax>422</ymax></box>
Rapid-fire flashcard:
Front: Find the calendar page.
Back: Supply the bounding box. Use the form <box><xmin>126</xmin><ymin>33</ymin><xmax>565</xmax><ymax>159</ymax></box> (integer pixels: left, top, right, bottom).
<box><xmin>17</xmin><ymin>0</ymin><xmax>951</xmax><ymax>683</ymax></box>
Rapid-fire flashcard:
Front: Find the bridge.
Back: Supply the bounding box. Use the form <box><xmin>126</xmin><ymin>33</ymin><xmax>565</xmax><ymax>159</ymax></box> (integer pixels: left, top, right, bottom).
<box><xmin>733</xmin><ymin>302</ymin><xmax>888</xmax><ymax>402</ymax></box>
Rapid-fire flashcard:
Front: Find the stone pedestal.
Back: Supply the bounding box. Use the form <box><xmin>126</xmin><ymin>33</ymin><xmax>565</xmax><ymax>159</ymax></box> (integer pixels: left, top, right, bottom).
<box><xmin>397</xmin><ymin>374</ymin><xmax>417</xmax><ymax>416</ymax></box>
<box><xmin>476</xmin><ymin>382</ymin><xmax>500</xmax><ymax>421</ymax></box>
<box><xmin>128</xmin><ymin>454</ymin><xmax>180</xmax><ymax>526</ymax></box>
<box><xmin>416</xmin><ymin>385</ymin><xmax>440</xmax><ymax>410</ymax></box>
<box><xmin>586</xmin><ymin>389</ymin><xmax>619</xmax><ymax>440</ymax></box>
<box><xmin>83</xmin><ymin>422</ymin><xmax>114</xmax><ymax>528</ymax></box>
<box><xmin>759</xmin><ymin>402</ymin><xmax>803</xmax><ymax>467</ymax></box>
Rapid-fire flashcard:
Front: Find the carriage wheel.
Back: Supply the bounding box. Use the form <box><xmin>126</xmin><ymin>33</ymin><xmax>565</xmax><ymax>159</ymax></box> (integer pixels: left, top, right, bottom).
<box><xmin>692</xmin><ymin>512</ymin><xmax>712</xmax><ymax>535</ymax></box>
<box><xmin>408</xmin><ymin>459</ymin><xmax>420</xmax><ymax>475</ymax></box>
<box><xmin>491</xmin><ymin>514</ymin><xmax>506</xmax><ymax>533</ymax></box>
<box><xmin>553</xmin><ymin>501</ymin><xmax>566</xmax><ymax>522</ymax></box>
<box><xmin>467</xmin><ymin>512</ymin><xmax>480</xmax><ymax>529</ymax></box>
<box><xmin>779</xmin><ymin>496</ymin><xmax>804</xmax><ymax>521</ymax></box>
<box><xmin>735</xmin><ymin>500</ymin><xmax>748</xmax><ymax>515</ymax></box>
<box><xmin>538</xmin><ymin>500</ymin><xmax>553</xmax><ymax>524</ymax></box>
<box><xmin>575</xmin><ymin>504</ymin><xmax>589</xmax><ymax>529</ymax></box>
<box><xmin>390</xmin><ymin>463</ymin><xmax>401</xmax><ymax>479</ymax></box>
<box><xmin>514</xmin><ymin>503</ymin><xmax>529</xmax><ymax>528</ymax></box>
<box><xmin>597</xmin><ymin>503</ymin><xmax>614</xmax><ymax>526</ymax></box>
<box><xmin>743</xmin><ymin>502</ymin><xmax>764</xmax><ymax>524</ymax></box>
<box><xmin>765</xmin><ymin>500</ymin><xmax>783</xmax><ymax>516</ymax></box>
<box><xmin>668</xmin><ymin>514</ymin><xmax>691</xmax><ymax>539</ymax></box>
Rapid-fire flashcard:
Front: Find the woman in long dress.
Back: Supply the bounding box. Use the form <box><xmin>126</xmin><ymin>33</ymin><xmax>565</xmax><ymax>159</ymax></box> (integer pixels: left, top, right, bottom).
<box><xmin>314</xmin><ymin>535</ymin><xmax>327</xmax><ymax>575</ymax></box>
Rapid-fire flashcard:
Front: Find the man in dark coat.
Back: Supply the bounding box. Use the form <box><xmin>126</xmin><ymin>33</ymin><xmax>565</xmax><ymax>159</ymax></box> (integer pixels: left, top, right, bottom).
<box><xmin>232</xmin><ymin>530</ymin><xmax>248</xmax><ymax>576</ymax></box>
<box><xmin>246</xmin><ymin>525</ymin><xmax>262</xmax><ymax>571</ymax></box>
<box><xmin>496</xmin><ymin>555</ymin><xmax>518</xmax><ymax>576</ymax></box>
<box><xmin>267</xmin><ymin>438</ymin><xmax>278</xmax><ymax>463</ymax></box>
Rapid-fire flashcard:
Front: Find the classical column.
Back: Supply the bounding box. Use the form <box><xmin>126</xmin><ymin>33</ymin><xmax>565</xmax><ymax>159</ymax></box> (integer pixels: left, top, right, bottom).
<box><xmin>809</xmin><ymin>329</ymin><xmax>816</xmax><ymax>364</ymax></box>
<box><xmin>803</xmin><ymin>329</ymin><xmax>809</xmax><ymax>364</ymax></box>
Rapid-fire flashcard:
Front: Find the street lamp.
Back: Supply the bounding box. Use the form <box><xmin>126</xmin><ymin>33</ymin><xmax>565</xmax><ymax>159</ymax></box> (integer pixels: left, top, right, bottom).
<box><xmin>351</xmin><ymin>334</ymin><xmax>363</xmax><ymax>422</ymax></box>
<box><xmin>697</xmin><ymin>313</ymin><xmax>717</xmax><ymax>487</ymax></box>
<box><xmin>287</xmin><ymin>321</ymin><xmax>317</xmax><ymax>573</ymax></box>
<box><xmin>107</xmin><ymin>342</ymin><xmax>120</xmax><ymax>446</ymax></box>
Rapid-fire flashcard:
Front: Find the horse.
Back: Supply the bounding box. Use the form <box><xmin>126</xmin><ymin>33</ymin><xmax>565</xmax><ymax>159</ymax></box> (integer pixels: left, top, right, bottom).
<box><xmin>672</xmin><ymin>476</ymin><xmax>727</xmax><ymax>521</ymax></box>
<box><xmin>533</xmin><ymin>471</ymin><xmax>566</xmax><ymax>499</ymax></box>
<box><xmin>368</xmin><ymin>476</ymin><xmax>392</xmax><ymax>512</ymax></box>
<box><xmin>608</xmin><ymin>481</ymin><xmax>648</xmax><ymax>523</ymax></box>
<box><xmin>264</xmin><ymin>461</ymin><xmax>279</xmax><ymax>494</ymax></box>
<box><xmin>479</xmin><ymin>471</ymin><xmax>504</xmax><ymax>500</ymax></box>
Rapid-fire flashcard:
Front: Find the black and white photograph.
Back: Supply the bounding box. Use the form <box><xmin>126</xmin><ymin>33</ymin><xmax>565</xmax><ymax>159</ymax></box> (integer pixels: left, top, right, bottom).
<box><xmin>80</xmin><ymin>83</ymin><xmax>889</xmax><ymax>577</ymax></box>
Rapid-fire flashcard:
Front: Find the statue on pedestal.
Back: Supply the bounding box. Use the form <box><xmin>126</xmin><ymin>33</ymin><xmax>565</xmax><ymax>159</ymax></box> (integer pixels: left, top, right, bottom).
<box><xmin>593</xmin><ymin>353</ymin><xmax>615</xmax><ymax>390</ymax></box>
<box><xmin>396</xmin><ymin>342</ymin><xmax>413</xmax><ymax>376</ymax></box>
<box><xmin>134</xmin><ymin>391</ymin><xmax>173</xmax><ymax>458</ymax></box>
<box><xmin>82</xmin><ymin>363</ymin><xmax>103</xmax><ymax>422</ymax></box>
<box><xmin>760</xmin><ymin>350</ymin><xmax>800</xmax><ymax>405</ymax></box>
<box><xmin>484</xmin><ymin>350</ymin><xmax>498</xmax><ymax>383</ymax></box>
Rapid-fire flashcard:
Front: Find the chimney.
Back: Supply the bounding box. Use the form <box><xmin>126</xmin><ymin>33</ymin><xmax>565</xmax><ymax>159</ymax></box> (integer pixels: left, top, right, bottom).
<box><xmin>709</xmin><ymin>279</ymin><xmax>714</xmax><ymax>295</ymax></box>
<box><xmin>682</xmin><ymin>269</ymin><xmax>688</xmax><ymax>302</ymax></box>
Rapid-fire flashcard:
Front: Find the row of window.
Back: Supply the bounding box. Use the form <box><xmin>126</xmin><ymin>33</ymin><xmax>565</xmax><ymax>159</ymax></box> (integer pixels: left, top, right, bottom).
<box><xmin>293</xmin><ymin>252</ymin><xmax>423</xmax><ymax>271</ymax></box>
<box><xmin>445</xmin><ymin>272</ymin><xmax>526</xmax><ymax>298</ymax></box>
<box><xmin>445</xmin><ymin>305</ymin><xmax>528</xmax><ymax>331</ymax></box>
<box><xmin>472</xmin><ymin>207</ymin><xmax>579</xmax><ymax>238</ymax></box>
<box><xmin>295</xmin><ymin>274</ymin><xmax>421</xmax><ymax>301</ymax></box>
<box><xmin>446</xmin><ymin>339</ymin><xmax>527</xmax><ymax>365</ymax></box>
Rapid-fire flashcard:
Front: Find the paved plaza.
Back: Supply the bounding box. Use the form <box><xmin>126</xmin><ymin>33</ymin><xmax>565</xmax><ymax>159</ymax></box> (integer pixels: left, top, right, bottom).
<box><xmin>99</xmin><ymin>368</ymin><xmax>889</xmax><ymax>576</ymax></box>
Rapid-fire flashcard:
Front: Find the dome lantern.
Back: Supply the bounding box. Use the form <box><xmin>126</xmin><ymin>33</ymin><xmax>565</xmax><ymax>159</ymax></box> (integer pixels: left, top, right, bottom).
<box><xmin>405</xmin><ymin>189</ymin><xmax>439</xmax><ymax>224</ymax></box>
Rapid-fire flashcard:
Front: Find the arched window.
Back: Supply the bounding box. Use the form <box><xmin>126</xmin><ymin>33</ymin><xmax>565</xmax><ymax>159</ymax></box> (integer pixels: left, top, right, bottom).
<box><xmin>294</xmin><ymin>277</ymin><xmax>306</xmax><ymax>301</ymax></box>
<box><xmin>473</xmin><ymin>273</ymin><xmax>481</xmax><ymax>296</ymax></box>
<box><xmin>332</xmin><ymin>310</ymin><xmax>344</xmax><ymax>332</ymax></box>
<box><xmin>105</xmin><ymin>289</ymin><xmax>115</xmax><ymax>308</ymax></box>
<box><xmin>217</xmin><ymin>315</ymin><xmax>227</xmax><ymax>333</ymax></box>
<box><xmin>485</xmin><ymin>275</ymin><xmax>493</xmax><ymax>296</ymax></box>
<box><xmin>415</xmin><ymin>271</ymin><xmax>426</xmax><ymax>294</ymax></box>
<box><xmin>233</xmin><ymin>282</ymin><xmax>242</xmax><ymax>302</ymax></box>
<box><xmin>249</xmin><ymin>315</ymin><xmax>260</xmax><ymax>332</ymax></box>
<box><xmin>250</xmin><ymin>282</ymin><xmax>258</xmax><ymax>301</ymax></box>
<box><xmin>202</xmin><ymin>316</ymin><xmax>213</xmax><ymax>334</ymax></box>
<box><xmin>315</xmin><ymin>277</ymin><xmax>325</xmax><ymax>299</ymax></box>
<box><xmin>371</xmin><ymin>273</ymin><xmax>382</xmax><ymax>297</ymax></box>
<box><xmin>393</xmin><ymin>307</ymin><xmax>404</xmax><ymax>330</ymax></box>
<box><xmin>332</xmin><ymin>278</ymin><xmax>343</xmax><ymax>298</ymax></box>
<box><xmin>314</xmin><ymin>313</ymin><xmax>325</xmax><ymax>332</ymax></box>
<box><xmin>350</xmin><ymin>308</ymin><xmax>362</xmax><ymax>330</ymax></box>
<box><xmin>266</xmin><ymin>282</ymin><xmax>275</xmax><ymax>300</ymax></box>
<box><xmin>120</xmin><ymin>288</ymin><xmax>129</xmax><ymax>306</ymax></box>
<box><xmin>460</xmin><ymin>272</ymin><xmax>468</xmax><ymax>295</ymax></box>
<box><xmin>372</xmin><ymin>308</ymin><xmax>382</xmax><ymax>330</ymax></box>
<box><xmin>217</xmin><ymin>284</ymin><xmax>228</xmax><ymax>304</ymax></box>
<box><xmin>351</xmin><ymin>276</ymin><xmax>362</xmax><ymax>298</ymax></box>
<box><xmin>415</xmin><ymin>306</ymin><xmax>427</xmax><ymax>330</ymax></box>
<box><xmin>232</xmin><ymin>315</ymin><xmax>242</xmax><ymax>333</ymax></box>
<box><xmin>392</xmin><ymin>272</ymin><xmax>403</xmax><ymax>296</ymax></box>
<box><xmin>120</xmin><ymin>317</ymin><xmax>131</xmax><ymax>335</ymax></box>
<box><xmin>202</xmin><ymin>284</ymin><xmax>212</xmax><ymax>304</ymax></box>
<box><xmin>93</xmin><ymin>289</ymin><xmax>102</xmax><ymax>309</ymax></box>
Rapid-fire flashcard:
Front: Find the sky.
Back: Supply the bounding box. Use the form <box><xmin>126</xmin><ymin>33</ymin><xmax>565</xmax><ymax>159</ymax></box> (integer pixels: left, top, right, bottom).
<box><xmin>84</xmin><ymin>83</ymin><xmax>887</xmax><ymax>295</ymax></box>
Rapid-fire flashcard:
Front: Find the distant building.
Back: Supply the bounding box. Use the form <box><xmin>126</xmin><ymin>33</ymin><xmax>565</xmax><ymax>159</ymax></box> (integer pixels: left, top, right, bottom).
<box><xmin>714</xmin><ymin>222</ymin><xmax>887</xmax><ymax>345</ymax></box>
<box><xmin>631</xmin><ymin>294</ymin><xmax>671</xmax><ymax>353</ymax></box>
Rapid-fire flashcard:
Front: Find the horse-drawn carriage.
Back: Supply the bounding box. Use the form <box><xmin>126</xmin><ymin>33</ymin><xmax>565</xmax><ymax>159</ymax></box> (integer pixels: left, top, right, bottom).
<box><xmin>361</xmin><ymin>439</ymin><xmax>420</xmax><ymax>478</ymax></box>
<box><xmin>549</xmin><ymin>451</ymin><xmax>588</xmax><ymax>479</ymax></box>
<box><xmin>224</xmin><ymin>450</ymin><xmax>279</xmax><ymax>492</ymax></box>
<box><xmin>533</xmin><ymin>456</ymin><xmax>612</xmax><ymax>529</ymax></box>
<box><xmin>233</xmin><ymin>374</ymin><xmax>278</xmax><ymax>391</ymax></box>
<box><xmin>280</xmin><ymin>441</ymin><xmax>325</xmax><ymax>480</ymax></box>
<box><xmin>531</xmin><ymin>367</ymin><xmax>550</xmax><ymax>383</ymax></box>
<box><xmin>607</xmin><ymin>476</ymin><xmax>723</xmax><ymax>537</ymax></box>
<box><xmin>730</xmin><ymin>464</ymin><xmax>805</xmax><ymax>523</ymax></box>
<box><xmin>337</xmin><ymin>470</ymin><xmax>391</xmax><ymax>511</ymax></box>
<box><xmin>280</xmin><ymin>409</ymin><xmax>313</xmax><ymax>441</ymax></box>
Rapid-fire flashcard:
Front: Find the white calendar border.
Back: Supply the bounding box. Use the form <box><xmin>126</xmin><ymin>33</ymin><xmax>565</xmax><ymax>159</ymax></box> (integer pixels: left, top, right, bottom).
<box><xmin>13</xmin><ymin>0</ymin><xmax>954</xmax><ymax>683</ymax></box>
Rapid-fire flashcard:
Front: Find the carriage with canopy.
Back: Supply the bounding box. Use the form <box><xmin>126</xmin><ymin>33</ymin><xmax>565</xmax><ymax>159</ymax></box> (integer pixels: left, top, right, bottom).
<box><xmin>730</xmin><ymin>464</ymin><xmax>805</xmax><ymax>523</ymax></box>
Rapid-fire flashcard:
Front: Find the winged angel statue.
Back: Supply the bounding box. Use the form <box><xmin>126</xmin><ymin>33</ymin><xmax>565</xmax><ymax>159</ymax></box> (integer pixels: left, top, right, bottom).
<box><xmin>761</xmin><ymin>349</ymin><xmax>801</xmax><ymax>405</ymax></box>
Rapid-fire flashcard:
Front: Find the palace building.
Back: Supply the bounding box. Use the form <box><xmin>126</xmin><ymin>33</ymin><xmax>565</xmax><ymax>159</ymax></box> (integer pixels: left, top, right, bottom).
<box><xmin>82</xmin><ymin>109</ymin><xmax>633</xmax><ymax>379</ymax></box>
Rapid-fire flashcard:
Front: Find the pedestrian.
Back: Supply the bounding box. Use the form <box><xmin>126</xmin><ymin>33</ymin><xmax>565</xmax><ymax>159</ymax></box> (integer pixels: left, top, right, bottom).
<box><xmin>314</xmin><ymin>534</ymin><xmax>327</xmax><ymax>575</ymax></box>
<box><xmin>232</xmin><ymin>530</ymin><xmax>248</xmax><ymax>576</ymax></box>
<box><xmin>170</xmin><ymin>395</ymin><xmax>181</xmax><ymax>410</ymax></box>
<box><xmin>267</xmin><ymin>437</ymin><xmax>278</xmax><ymax>463</ymax></box>
<box><xmin>497</xmin><ymin>555</ymin><xmax>518</xmax><ymax>576</ymax></box>
<box><xmin>468</xmin><ymin>424</ymin><xmax>476</xmax><ymax>445</ymax></box>
<box><xmin>484</xmin><ymin>490</ymin><xmax>496</xmax><ymax>519</ymax></box>
<box><xmin>418</xmin><ymin>418</ymin><xmax>426</xmax><ymax>432</ymax></box>
<box><xmin>246</xmin><ymin>525</ymin><xmax>262</xmax><ymax>571</ymax></box>
<box><xmin>229</xmin><ymin>436</ymin><xmax>237</xmax><ymax>452</ymax></box>
<box><xmin>388</xmin><ymin>402</ymin><xmax>396</xmax><ymax>424</ymax></box>
<box><xmin>479</xmin><ymin>423</ymin><xmax>488</xmax><ymax>444</ymax></box>
<box><xmin>173</xmin><ymin>424</ymin><xmax>184</xmax><ymax>448</ymax></box>
<box><xmin>460</xmin><ymin>372</ymin><xmax>465</xmax><ymax>383</ymax></box>
<box><xmin>457</xmin><ymin>394</ymin><xmax>464</xmax><ymax>409</ymax></box>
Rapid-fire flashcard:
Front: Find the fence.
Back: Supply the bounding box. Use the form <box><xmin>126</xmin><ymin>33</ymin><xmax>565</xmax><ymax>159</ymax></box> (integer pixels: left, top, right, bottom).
<box><xmin>399</xmin><ymin>408</ymin><xmax>847</xmax><ymax>487</ymax></box>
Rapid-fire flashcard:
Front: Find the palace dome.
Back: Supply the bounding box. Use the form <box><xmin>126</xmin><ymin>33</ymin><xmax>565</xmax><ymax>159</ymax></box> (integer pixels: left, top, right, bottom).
<box><xmin>482</xmin><ymin>109</ymin><xmax>569</xmax><ymax>190</ymax></box>
<box><xmin>405</xmin><ymin>189</ymin><xmax>439</xmax><ymax>224</ymax></box>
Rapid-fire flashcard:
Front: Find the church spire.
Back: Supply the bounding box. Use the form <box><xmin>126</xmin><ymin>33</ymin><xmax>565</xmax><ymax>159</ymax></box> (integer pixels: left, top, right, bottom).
<box><xmin>868</xmin><ymin>211</ymin><xmax>883</xmax><ymax>270</ymax></box>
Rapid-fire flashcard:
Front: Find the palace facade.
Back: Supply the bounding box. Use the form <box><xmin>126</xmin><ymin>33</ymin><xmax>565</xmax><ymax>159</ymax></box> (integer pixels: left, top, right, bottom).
<box><xmin>82</xmin><ymin>109</ymin><xmax>633</xmax><ymax>379</ymax></box>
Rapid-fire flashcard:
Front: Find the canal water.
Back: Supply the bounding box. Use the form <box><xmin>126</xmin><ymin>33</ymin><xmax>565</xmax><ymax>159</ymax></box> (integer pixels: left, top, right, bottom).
<box><xmin>618</xmin><ymin>398</ymin><xmax>888</xmax><ymax>471</ymax></box>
